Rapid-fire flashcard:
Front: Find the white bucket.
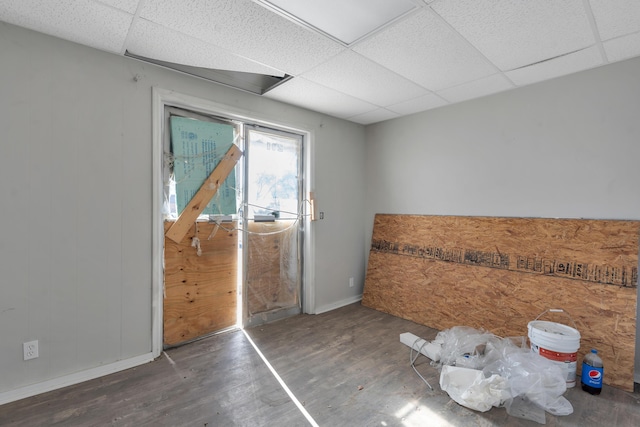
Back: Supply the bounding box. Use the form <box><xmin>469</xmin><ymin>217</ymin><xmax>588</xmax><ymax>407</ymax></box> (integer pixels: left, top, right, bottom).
<box><xmin>528</xmin><ymin>315</ymin><xmax>581</xmax><ymax>388</ymax></box>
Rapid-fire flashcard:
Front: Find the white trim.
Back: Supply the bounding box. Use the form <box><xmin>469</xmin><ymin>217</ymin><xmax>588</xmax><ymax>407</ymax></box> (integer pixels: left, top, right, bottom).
<box><xmin>151</xmin><ymin>87</ymin><xmax>165</xmax><ymax>358</ymax></box>
<box><xmin>151</xmin><ymin>88</ymin><xmax>313</xmax><ymax>135</ymax></box>
<box><xmin>303</xmin><ymin>124</ymin><xmax>316</xmax><ymax>315</ymax></box>
<box><xmin>303</xmin><ymin>218</ymin><xmax>315</xmax><ymax>314</ymax></box>
<box><xmin>314</xmin><ymin>295</ymin><xmax>362</xmax><ymax>315</ymax></box>
<box><xmin>0</xmin><ymin>353</ymin><xmax>155</xmax><ymax>406</ymax></box>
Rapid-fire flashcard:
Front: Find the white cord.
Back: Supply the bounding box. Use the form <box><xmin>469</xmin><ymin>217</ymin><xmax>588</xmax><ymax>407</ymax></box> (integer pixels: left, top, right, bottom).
<box><xmin>207</xmin><ymin>222</ymin><xmax>219</xmax><ymax>240</ymax></box>
<box><xmin>410</xmin><ymin>337</ymin><xmax>434</xmax><ymax>390</ymax></box>
<box><xmin>212</xmin><ymin>199</ymin><xmax>313</xmax><ymax>236</ymax></box>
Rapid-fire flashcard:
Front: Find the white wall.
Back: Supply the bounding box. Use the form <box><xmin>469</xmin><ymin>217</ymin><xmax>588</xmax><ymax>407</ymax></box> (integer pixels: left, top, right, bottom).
<box><xmin>0</xmin><ymin>22</ymin><xmax>366</xmax><ymax>401</ymax></box>
<box><xmin>364</xmin><ymin>57</ymin><xmax>640</xmax><ymax>381</ymax></box>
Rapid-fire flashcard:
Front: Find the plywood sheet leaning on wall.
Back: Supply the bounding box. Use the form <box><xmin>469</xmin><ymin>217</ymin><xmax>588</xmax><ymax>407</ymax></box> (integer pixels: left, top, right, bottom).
<box><xmin>247</xmin><ymin>221</ymin><xmax>299</xmax><ymax>316</ymax></box>
<box><xmin>362</xmin><ymin>214</ymin><xmax>639</xmax><ymax>391</ymax></box>
<box><xmin>164</xmin><ymin>221</ymin><xmax>238</xmax><ymax>346</ymax></box>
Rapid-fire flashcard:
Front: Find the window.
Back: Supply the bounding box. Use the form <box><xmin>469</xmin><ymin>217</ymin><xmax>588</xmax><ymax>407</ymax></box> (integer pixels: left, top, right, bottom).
<box><xmin>163</xmin><ymin>107</ymin><xmax>240</xmax><ymax>219</ymax></box>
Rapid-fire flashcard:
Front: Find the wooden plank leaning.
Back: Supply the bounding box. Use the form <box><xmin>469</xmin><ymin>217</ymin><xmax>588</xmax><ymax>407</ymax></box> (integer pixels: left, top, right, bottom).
<box><xmin>165</xmin><ymin>144</ymin><xmax>243</xmax><ymax>244</ymax></box>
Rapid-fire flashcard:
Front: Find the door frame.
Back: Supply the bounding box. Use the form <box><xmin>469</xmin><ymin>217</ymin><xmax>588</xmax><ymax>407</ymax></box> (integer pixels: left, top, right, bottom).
<box><xmin>151</xmin><ymin>87</ymin><xmax>315</xmax><ymax>358</ymax></box>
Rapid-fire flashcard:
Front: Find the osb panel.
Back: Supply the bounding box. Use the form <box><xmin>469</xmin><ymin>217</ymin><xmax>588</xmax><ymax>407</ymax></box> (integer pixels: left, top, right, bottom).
<box><xmin>247</xmin><ymin>221</ymin><xmax>299</xmax><ymax>316</ymax></box>
<box><xmin>164</xmin><ymin>221</ymin><xmax>238</xmax><ymax>346</ymax></box>
<box><xmin>362</xmin><ymin>214</ymin><xmax>639</xmax><ymax>391</ymax></box>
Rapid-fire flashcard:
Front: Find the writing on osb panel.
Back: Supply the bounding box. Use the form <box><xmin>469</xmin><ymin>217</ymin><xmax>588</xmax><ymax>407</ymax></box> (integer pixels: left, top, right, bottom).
<box><xmin>370</xmin><ymin>239</ymin><xmax>638</xmax><ymax>288</ymax></box>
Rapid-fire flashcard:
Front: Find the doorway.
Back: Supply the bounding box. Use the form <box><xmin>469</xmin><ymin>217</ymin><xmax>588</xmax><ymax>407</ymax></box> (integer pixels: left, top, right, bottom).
<box><xmin>158</xmin><ymin>101</ymin><xmax>306</xmax><ymax>348</ymax></box>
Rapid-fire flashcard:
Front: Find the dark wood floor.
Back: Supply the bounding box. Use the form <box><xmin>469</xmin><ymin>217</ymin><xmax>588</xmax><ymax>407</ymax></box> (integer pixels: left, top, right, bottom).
<box><xmin>1</xmin><ymin>303</ymin><xmax>639</xmax><ymax>426</ymax></box>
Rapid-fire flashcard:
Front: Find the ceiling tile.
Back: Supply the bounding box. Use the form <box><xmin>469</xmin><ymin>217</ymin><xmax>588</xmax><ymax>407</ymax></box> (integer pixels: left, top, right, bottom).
<box><xmin>127</xmin><ymin>19</ymin><xmax>283</xmax><ymax>75</ymax></box>
<box><xmin>353</xmin><ymin>9</ymin><xmax>496</xmax><ymax>91</ymax></box>
<box><xmin>589</xmin><ymin>0</ymin><xmax>640</xmax><ymax>40</ymax></box>
<box><xmin>432</xmin><ymin>0</ymin><xmax>595</xmax><ymax>71</ymax></box>
<box><xmin>264</xmin><ymin>77</ymin><xmax>378</xmax><ymax>119</ymax></box>
<box><xmin>140</xmin><ymin>0</ymin><xmax>344</xmax><ymax>75</ymax></box>
<box><xmin>437</xmin><ymin>74</ymin><xmax>514</xmax><ymax>104</ymax></box>
<box><xmin>348</xmin><ymin>108</ymin><xmax>399</xmax><ymax>125</ymax></box>
<box><xmin>386</xmin><ymin>93</ymin><xmax>448</xmax><ymax>116</ymax></box>
<box><xmin>97</xmin><ymin>0</ymin><xmax>140</xmax><ymax>14</ymax></box>
<box><xmin>300</xmin><ymin>50</ymin><xmax>429</xmax><ymax>106</ymax></box>
<box><xmin>257</xmin><ymin>0</ymin><xmax>417</xmax><ymax>45</ymax></box>
<box><xmin>0</xmin><ymin>0</ymin><xmax>133</xmax><ymax>53</ymax></box>
<box><xmin>603</xmin><ymin>33</ymin><xmax>640</xmax><ymax>62</ymax></box>
<box><xmin>504</xmin><ymin>46</ymin><xmax>603</xmax><ymax>86</ymax></box>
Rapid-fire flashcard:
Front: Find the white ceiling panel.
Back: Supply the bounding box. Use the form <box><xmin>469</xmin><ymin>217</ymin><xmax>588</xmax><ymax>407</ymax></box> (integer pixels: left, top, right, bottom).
<box><xmin>257</xmin><ymin>0</ymin><xmax>417</xmax><ymax>45</ymax></box>
<box><xmin>604</xmin><ymin>33</ymin><xmax>640</xmax><ymax>62</ymax></box>
<box><xmin>353</xmin><ymin>9</ymin><xmax>496</xmax><ymax>91</ymax></box>
<box><xmin>264</xmin><ymin>77</ymin><xmax>378</xmax><ymax>119</ymax></box>
<box><xmin>0</xmin><ymin>0</ymin><xmax>133</xmax><ymax>53</ymax></box>
<box><xmin>348</xmin><ymin>108</ymin><xmax>399</xmax><ymax>125</ymax></box>
<box><xmin>127</xmin><ymin>19</ymin><xmax>283</xmax><ymax>76</ymax></box>
<box><xmin>505</xmin><ymin>46</ymin><xmax>603</xmax><ymax>87</ymax></box>
<box><xmin>98</xmin><ymin>0</ymin><xmax>140</xmax><ymax>14</ymax></box>
<box><xmin>437</xmin><ymin>74</ymin><xmax>514</xmax><ymax>104</ymax></box>
<box><xmin>140</xmin><ymin>0</ymin><xmax>344</xmax><ymax>75</ymax></box>
<box><xmin>589</xmin><ymin>0</ymin><xmax>640</xmax><ymax>40</ymax></box>
<box><xmin>386</xmin><ymin>93</ymin><xmax>448</xmax><ymax>116</ymax></box>
<box><xmin>300</xmin><ymin>50</ymin><xmax>429</xmax><ymax>106</ymax></box>
<box><xmin>432</xmin><ymin>0</ymin><xmax>595</xmax><ymax>71</ymax></box>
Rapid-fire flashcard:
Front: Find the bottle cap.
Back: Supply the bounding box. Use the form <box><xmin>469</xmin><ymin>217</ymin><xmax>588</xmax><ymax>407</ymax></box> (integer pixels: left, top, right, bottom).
<box><xmin>591</xmin><ymin>349</ymin><xmax>597</xmax><ymax>354</ymax></box>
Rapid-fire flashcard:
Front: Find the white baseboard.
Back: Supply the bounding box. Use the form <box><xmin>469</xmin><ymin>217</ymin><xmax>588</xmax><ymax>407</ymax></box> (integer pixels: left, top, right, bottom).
<box><xmin>0</xmin><ymin>352</ymin><xmax>155</xmax><ymax>406</ymax></box>
<box><xmin>314</xmin><ymin>295</ymin><xmax>362</xmax><ymax>314</ymax></box>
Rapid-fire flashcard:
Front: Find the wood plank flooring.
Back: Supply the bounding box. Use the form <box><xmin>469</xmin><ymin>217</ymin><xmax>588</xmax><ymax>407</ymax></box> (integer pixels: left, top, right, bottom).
<box><xmin>1</xmin><ymin>303</ymin><xmax>639</xmax><ymax>426</ymax></box>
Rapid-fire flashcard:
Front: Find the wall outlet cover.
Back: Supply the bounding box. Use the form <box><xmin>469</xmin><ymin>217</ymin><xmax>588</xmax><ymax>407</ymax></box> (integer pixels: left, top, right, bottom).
<box><xmin>23</xmin><ymin>340</ymin><xmax>39</xmax><ymax>360</ymax></box>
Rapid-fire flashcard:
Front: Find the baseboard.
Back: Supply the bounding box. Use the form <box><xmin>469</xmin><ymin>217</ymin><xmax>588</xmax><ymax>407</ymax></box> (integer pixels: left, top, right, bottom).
<box><xmin>0</xmin><ymin>352</ymin><xmax>155</xmax><ymax>406</ymax></box>
<box><xmin>315</xmin><ymin>295</ymin><xmax>362</xmax><ymax>314</ymax></box>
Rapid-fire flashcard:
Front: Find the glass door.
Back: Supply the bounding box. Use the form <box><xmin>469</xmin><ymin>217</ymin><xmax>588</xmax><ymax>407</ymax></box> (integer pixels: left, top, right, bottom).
<box><xmin>243</xmin><ymin>125</ymin><xmax>304</xmax><ymax>326</ymax></box>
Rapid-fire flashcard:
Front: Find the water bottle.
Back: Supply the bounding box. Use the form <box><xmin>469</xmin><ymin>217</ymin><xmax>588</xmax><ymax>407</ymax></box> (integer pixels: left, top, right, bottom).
<box><xmin>581</xmin><ymin>349</ymin><xmax>603</xmax><ymax>395</ymax></box>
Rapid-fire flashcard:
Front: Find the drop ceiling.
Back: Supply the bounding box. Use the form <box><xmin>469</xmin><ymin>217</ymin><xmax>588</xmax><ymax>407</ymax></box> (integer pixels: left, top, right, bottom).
<box><xmin>1</xmin><ymin>0</ymin><xmax>640</xmax><ymax>125</ymax></box>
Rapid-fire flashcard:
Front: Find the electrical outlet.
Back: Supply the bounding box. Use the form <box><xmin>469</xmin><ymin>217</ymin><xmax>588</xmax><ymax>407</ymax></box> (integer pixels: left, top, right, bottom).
<box><xmin>349</xmin><ymin>277</ymin><xmax>354</xmax><ymax>288</ymax></box>
<box><xmin>23</xmin><ymin>340</ymin><xmax>39</xmax><ymax>361</ymax></box>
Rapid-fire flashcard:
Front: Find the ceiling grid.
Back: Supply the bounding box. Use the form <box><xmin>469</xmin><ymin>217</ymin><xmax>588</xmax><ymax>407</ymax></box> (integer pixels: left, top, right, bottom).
<box><xmin>1</xmin><ymin>0</ymin><xmax>639</xmax><ymax>124</ymax></box>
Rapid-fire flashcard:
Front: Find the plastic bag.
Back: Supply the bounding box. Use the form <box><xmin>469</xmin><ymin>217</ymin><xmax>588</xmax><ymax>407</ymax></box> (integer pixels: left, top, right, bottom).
<box><xmin>506</xmin><ymin>395</ymin><xmax>547</xmax><ymax>424</ymax></box>
<box><xmin>439</xmin><ymin>366</ymin><xmax>510</xmax><ymax>412</ymax></box>
<box><xmin>483</xmin><ymin>348</ymin><xmax>573</xmax><ymax>421</ymax></box>
<box><xmin>434</xmin><ymin>326</ymin><xmax>573</xmax><ymax>424</ymax></box>
<box><xmin>435</xmin><ymin>326</ymin><xmax>495</xmax><ymax>368</ymax></box>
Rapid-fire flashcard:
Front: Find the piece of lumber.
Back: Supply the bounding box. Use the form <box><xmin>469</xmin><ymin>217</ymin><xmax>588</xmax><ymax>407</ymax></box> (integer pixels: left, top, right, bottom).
<box><xmin>166</xmin><ymin>144</ymin><xmax>242</xmax><ymax>243</ymax></box>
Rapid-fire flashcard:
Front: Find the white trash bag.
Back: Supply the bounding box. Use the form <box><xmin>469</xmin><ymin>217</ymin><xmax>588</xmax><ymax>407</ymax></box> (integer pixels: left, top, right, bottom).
<box><xmin>439</xmin><ymin>366</ymin><xmax>510</xmax><ymax>412</ymax></box>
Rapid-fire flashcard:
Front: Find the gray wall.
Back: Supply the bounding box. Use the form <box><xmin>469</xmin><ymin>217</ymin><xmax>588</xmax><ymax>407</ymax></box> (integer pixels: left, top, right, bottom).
<box><xmin>0</xmin><ymin>22</ymin><xmax>366</xmax><ymax>397</ymax></box>
<box><xmin>365</xmin><ymin>57</ymin><xmax>640</xmax><ymax>381</ymax></box>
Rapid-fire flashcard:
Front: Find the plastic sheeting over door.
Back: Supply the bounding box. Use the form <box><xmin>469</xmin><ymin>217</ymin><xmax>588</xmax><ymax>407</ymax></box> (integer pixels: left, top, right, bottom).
<box><xmin>246</xmin><ymin>221</ymin><xmax>299</xmax><ymax>315</ymax></box>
